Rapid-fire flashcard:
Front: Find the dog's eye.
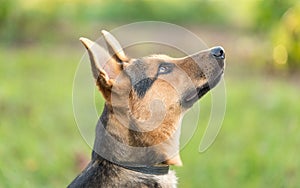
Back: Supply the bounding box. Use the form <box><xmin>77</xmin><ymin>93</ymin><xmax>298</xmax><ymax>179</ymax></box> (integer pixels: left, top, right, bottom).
<box><xmin>159</xmin><ymin>66</ymin><xmax>168</xmax><ymax>73</ymax></box>
<box><xmin>158</xmin><ymin>63</ymin><xmax>174</xmax><ymax>75</ymax></box>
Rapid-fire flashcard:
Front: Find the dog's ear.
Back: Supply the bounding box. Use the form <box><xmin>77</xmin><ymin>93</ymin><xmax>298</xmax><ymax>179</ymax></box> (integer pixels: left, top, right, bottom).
<box><xmin>101</xmin><ymin>30</ymin><xmax>129</xmax><ymax>63</ymax></box>
<box><xmin>80</xmin><ymin>37</ymin><xmax>125</xmax><ymax>100</ymax></box>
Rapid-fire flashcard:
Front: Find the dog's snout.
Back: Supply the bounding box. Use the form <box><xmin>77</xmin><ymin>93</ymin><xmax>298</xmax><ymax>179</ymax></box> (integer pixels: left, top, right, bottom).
<box><xmin>210</xmin><ymin>46</ymin><xmax>225</xmax><ymax>59</ymax></box>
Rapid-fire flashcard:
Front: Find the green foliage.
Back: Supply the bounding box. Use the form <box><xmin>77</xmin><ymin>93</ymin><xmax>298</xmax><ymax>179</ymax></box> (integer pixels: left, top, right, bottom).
<box><xmin>271</xmin><ymin>3</ymin><xmax>300</xmax><ymax>69</ymax></box>
<box><xmin>0</xmin><ymin>0</ymin><xmax>227</xmax><ymax>44</ymax></box>
<box><xmin>92</xmin><ymin>1</ymin><xmax>226</xmax><ymax>24</ymax></box>
<box><xmin>0</xmin><ymin>0</ymin><xmax>12</xmax><ymax>26</ymax></box>
<box><xmin>252</xmin><ymin>0</ymin><xmax>300</xmax><ymax>70</ymax></box>
<box><xmin>253</xmin><ymin>0</ymin><xmax>293</xmax><ymax>31</ymax></box>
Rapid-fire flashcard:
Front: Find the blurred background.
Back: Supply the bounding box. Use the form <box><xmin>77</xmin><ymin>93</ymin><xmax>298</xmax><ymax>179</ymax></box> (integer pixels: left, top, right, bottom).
<box><xmin>1</xmin><ymin>0</ymin><xmax>300</xmax><ymax>187</ymax></box>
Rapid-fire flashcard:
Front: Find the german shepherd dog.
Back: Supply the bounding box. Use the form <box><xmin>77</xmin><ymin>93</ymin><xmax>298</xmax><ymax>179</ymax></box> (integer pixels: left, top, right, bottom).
<box><xmin>68</xmin><ymin>30</ymin><xmax>225</xmax><ymax>187</ymax></box>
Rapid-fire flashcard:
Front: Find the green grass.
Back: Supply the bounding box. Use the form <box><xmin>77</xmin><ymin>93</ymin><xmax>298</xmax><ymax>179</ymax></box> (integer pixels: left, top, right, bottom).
<box><xmin>176</xmin><ymin>74</ymin><xmax>300</xmax><ymax>187</ymax></box>
<box><xmin>0</xmin><ymin>45</ymin><xmax>91</xmax><ymax>187</ymax></box>
<box><xmin>0</xmin><ymin>46</ymin><xmax>299</xmax><ymax>187</ymax></box>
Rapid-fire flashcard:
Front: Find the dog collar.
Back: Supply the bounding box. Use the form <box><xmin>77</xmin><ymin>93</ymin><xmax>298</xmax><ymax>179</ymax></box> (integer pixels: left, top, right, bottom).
<box><xmin>92</xmin><ymin>151</ymin><xmax>170</xmax><ymax>175</ymax></box>
<box><xmin>115</xmin><ymin>163</ymin><xmax>170</xmax><ymax>175</ymax></box>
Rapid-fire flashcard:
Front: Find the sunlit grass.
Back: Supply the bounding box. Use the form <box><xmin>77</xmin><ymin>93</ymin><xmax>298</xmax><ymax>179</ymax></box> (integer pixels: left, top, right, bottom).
<box><xmin>0</xmin><ymin>46</ymin><xmax>90</xmax><ymax>187</ymax></box>
<box><xmin>176</xmin><ymin>74</ymin><xmax>300</xmax><ymax>187</ymax></box>
<box><xmin>0</xmin><ymin>46</ymin><xmax>299</xmax><ymax>187</ymax></box>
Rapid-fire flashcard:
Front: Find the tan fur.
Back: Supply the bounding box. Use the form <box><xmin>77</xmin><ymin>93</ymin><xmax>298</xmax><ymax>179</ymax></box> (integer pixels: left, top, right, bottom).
<box><xmin>81</xmin><ymin>37</ymin><xmax>223</xmax><ymax>164</ymax></box>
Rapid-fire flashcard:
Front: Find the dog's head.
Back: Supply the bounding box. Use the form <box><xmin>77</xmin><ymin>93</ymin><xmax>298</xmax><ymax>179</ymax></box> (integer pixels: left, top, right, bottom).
<box><xmin>80</xmin><ymin>30</ymin><xmax>225</xmax><ymax>166</ymax></box>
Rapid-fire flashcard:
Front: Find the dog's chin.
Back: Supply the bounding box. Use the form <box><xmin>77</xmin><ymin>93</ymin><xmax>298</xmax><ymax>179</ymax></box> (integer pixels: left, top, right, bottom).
<box><xmin>181</xmin><ymin>72</ymin><xmax>223</xmax><ymax>108</ymax></box>
<box><xmin>164</xmin><ymin>154</ymin><xmax>183</xmax><ymax>166</ymax></box>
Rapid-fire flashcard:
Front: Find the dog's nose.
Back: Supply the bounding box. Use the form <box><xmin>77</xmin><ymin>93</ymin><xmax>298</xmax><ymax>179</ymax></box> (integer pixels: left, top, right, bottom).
<box><xmin>210</xmin><ymin>46</ymin><xmax>225</xmax><ymax>59</ymax></box>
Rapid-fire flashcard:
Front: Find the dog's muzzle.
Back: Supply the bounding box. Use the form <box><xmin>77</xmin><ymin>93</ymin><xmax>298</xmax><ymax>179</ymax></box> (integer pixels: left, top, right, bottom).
<box><xmin>181</xmin><ymin>46</ymin><xmax>225</xmax><ymax>108</ymax></box>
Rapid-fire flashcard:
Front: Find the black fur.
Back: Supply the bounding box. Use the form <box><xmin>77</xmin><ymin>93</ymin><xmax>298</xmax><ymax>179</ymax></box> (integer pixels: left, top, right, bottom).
<box><xmin>127</xmin><ymin>61</ymin><xmax>175</xmax><ymax>98</ymax></box>
<box><xmin>133</xmin><ymin>78</ymin><xmax>156</xmax><ymax>98</ymax></box>
<box><xmin>125</xmin><ymin>59</ymin><xmax>158</xmax><ymax>98</ymax></box>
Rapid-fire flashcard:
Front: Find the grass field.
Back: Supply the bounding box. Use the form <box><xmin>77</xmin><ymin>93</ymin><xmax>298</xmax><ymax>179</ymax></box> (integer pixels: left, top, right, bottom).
<box><xmin>0</xmin><ymin>45</ymin><xmax>299</xmax><ymax>187</ymax></box>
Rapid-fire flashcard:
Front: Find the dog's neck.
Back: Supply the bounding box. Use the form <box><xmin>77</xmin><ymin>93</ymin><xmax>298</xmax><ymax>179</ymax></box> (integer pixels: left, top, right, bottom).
<box><xmin>92</xmin><ymin>104</ymin><xmax>183</xmax><ymax>166</ymax></box>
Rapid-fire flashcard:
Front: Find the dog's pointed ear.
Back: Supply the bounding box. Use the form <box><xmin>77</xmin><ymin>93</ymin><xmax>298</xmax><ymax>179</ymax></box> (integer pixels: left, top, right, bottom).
<box><xmin>79</xmin><ymin>37</ymin><xmax>109</xmax><ymax>81</ymax></box>
<box><xmin>101</xmin><ymin>30</ymin><xmax>129</xmax><ymax>63</ymax></box>
<box><xmin>79</xmin><ymin>37</ymin><xmax>116</xmax><ymax>100</ymax></box>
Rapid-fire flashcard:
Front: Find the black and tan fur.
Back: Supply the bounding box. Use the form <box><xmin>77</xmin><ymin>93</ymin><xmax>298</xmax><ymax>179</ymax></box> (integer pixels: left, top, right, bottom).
<box><xmin>68</xmin><ymin>30</ymin><xmax>225</xmax><ymax>187</ymax></box>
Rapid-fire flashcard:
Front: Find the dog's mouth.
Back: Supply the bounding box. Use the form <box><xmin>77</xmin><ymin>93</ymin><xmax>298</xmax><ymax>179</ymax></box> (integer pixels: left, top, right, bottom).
<box><xmin>181</xmin><ymin>71</ymin><xmax>224</xmax><ymax>108</ymax></box>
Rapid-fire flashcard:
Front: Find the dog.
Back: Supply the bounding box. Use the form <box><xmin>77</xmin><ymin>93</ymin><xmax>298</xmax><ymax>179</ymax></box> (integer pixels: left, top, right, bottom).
<box><xmin>68</xmin><ymin>30</ymin><xmax>225</xmax><ymax>188</ymax></box>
